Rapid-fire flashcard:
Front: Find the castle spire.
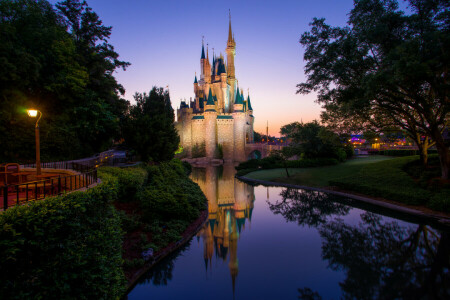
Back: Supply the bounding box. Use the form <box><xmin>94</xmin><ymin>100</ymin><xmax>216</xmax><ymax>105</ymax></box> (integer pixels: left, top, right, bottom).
<box><xmin>201</xmin><ymin>37</ymin><xmax>205</xmax><ymax>59</ymax></box>
<box><xmin>247</xmin><ymin>88</ymin><xmax>253</xmax><ymax>110</ymax></box>
<box><xmin>228</xmin><ymin>9</ymin><xmax>234</xmax><ymax>44</ymax></box>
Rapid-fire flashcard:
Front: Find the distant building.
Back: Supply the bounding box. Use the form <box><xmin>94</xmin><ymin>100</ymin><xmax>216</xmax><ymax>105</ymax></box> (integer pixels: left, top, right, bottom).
<box><xmin>175</xmin><ymin>16</ymin><xmax>254</xmax><ymax>162</ymax></box>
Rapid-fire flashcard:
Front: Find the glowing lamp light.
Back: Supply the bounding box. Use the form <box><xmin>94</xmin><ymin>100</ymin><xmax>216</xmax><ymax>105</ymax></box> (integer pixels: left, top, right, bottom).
<box><xmin>27</xmin><ymin>109</ymin><xmax>38</xmax><ymax>117</ymax></box>
<box><xmin>27</xmin><ymin>109</ymin><xmax>42</xmax><ymax>175</ymax></box>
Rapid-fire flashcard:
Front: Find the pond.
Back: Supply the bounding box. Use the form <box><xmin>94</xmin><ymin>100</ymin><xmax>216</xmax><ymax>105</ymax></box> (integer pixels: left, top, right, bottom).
<box><xmin>127</xmin><ymin>165</ymin><xmax>449</xmax><ymax>299</ymax></box>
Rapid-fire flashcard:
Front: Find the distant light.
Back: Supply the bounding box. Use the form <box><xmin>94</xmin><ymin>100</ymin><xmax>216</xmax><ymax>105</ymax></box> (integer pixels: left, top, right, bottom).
<box><xmin>27</xmin><ymin>109</ymin><xmax>38</xmax><ymax>117</ymax></box>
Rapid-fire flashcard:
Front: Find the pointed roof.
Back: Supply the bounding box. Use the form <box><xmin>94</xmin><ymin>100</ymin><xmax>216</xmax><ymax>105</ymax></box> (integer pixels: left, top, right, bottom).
<box><xmin>235</xmin><ymin>86</ymin><xmax>243</xmax><ymax>104</ymax></box>
<box><xmin>194</xmin><ymin>74</ymin><xmax>198</xmax><ymax>83</ymax></box>
<box><xmin>206</xmin><ymin>88</ymin><xmax>215</xmax><ymax>106</ymax></box>
<box><xmin>228</xmin><ymin>10</ymin><xmax>234</xmax><ymax>44</ymax></box>
<box><xmin>247</xmin><ymin>94</ymin><xmax>253</xmax><ymax>110</ymax></box>
<box><xmin>201</xmin><ymin>43</ymin><xmax>205</xmax><ymax>59</ymax></box>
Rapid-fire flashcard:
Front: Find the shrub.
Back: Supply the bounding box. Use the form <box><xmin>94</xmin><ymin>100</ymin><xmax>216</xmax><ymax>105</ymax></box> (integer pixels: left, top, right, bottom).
<box><xmin>192</xmin><ymin>142</ymin><xmax>206</xmax><ymax>158</ymax></box>
<box><xmin>99</xmin><ymin>166</ymin><xmax>147</xmax><ymax>202</ymax></box>
<box><xmin>0</xmin><ymin>176</ymin><xmax>125</xmax><ymax>299</ymax></box>
<box><xmin>140</xmin><ymin>160</ymin><xmax>207</xmax><ymax>223</ymax></box>
<box><xmin>344</xmin><ymin>144</ymin><xmax>354</xmax><ymax>158</ymax></box>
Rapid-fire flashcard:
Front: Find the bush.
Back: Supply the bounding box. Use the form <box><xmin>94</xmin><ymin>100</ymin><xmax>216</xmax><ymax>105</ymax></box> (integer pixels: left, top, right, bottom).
<box><xmin>344</xmin><ymin>144</ymin><xmax>354</xmax><ymax>158</ymax></box>
<box><xmin>99</xmin><ymin>166</ymin><xmax>148</xmax><ymax>202</ymax></box>
<box><xmin>0</xmin><ymin>176</ymin><xmax>125</xmax><ymax>299</ymax></box>
<box><xmin>335</xmin><ymin>148</ymin><xmax>347</xmax><ymax>162</ymax></box>
<box><xmin>140</xmin><ymin>160</ymin><xmax>207</xmax><ymax>223</ymax></box>
<box><xmin>192</xmin><ymin>142</ymin><xmax>206</xmax><ymax>158</ymax></box>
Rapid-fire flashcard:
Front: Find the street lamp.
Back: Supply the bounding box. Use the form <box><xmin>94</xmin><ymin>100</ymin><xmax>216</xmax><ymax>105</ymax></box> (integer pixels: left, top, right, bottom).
<box><xmin>27</xmin><ymin>109</ymin><xmax>42</xmax><ymax>175</ymax></box>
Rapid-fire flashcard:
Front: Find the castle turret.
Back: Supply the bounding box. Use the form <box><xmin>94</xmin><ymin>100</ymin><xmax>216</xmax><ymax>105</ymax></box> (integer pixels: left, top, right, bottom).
<box><xmin>205</xmin><ymin>45</ymin><xmax>211</xmax><ymax>84</ymax></box>
<box><xmin>226</xmin><ymin>12</ymin><xmax>236</xmax><ymax>106</ymax></box>
<box><xmin>247</xmin><ymin>92</ymin><xmax>254</xmax><ymax>143</ymax></box>
<box><xmin>232</xmin><ymin>87</ymin><xmax>246</xmax><ymax>161</ymax></box>
<box><xmin>226</xmin><ymin>13</ymin><xmax>236</xmax><ymax>79</ymax></box>
<box><xmin>204</xmin><ymin>88</ymin><xmax>217</xmax><ymax>158</ymax></box>
<box><xmin>200</xmin><ymin>41</ymin><xmax>206</xmax><ymax>80</ymax></box>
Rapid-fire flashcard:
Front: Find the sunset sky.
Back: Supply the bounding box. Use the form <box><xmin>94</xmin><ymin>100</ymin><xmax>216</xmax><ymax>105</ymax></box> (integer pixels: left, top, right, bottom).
<box><xmin>50</xmin><ymin>0</ymin><xmax>357</xmax><ymax>136</ymax></box>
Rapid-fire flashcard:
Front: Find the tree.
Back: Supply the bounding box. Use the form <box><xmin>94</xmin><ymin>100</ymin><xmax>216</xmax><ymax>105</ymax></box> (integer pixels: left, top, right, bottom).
<box><xmin>289</xmin><ymin>121</ymin><xmax>347</xmax><ymax>161</ymax></box>
<box><xmin>280</xmin><ymin>121</ymin><xmax>301</xmax><ymax>138</ymax></box>
<box><xmin>298</xmin><ymin>0</ymin><xmax>450</xmax><ymax>178</ymax></box>
<box><xmin>253</xmin><ymin>131</ymin><xmax>263</xmax><ymax>143</ymax></box>
<box><xmin>123</xmin><ymin>87</ymin><xmax>179</xmax><ymax>162</ymax></box>
<box><xmin>0</xmin><ymin>0</ymin><xmax>129</xmax><ymax>161</ymax></box>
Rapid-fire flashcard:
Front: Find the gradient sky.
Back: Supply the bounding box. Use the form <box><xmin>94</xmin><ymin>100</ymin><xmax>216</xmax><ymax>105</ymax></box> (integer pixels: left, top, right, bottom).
<box><xmin>50</xmin><ymin>0</ymin><xmax>357</xmax><ymax>136</ymax></box>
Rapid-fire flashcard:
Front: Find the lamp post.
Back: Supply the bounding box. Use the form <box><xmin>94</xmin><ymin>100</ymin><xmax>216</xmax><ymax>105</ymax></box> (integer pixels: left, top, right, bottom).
<box><xmin>27</xmin><ymin>109</ymin><xmax>42</xmax><ymax>175</ymax></box>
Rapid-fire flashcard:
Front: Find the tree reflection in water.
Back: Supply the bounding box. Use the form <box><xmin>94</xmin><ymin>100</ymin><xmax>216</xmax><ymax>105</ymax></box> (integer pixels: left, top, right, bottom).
<box><xmin>268</xmin><ymin>188</ymin><xmax>450</xmax><ymax>299</ymax></box>
<box><xmin>268</xmin><ymin>188</ymin><xmax>350</xmax><ymax>227</ymax></box>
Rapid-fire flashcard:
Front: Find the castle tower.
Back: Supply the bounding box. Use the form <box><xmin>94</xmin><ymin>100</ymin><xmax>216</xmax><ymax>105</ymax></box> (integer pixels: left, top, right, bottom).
<box><xmin>204</xmin><ymin>88</ymin><xmax>217</xmax><ymax>158</ymax></box>
<box><xmin>226</xmin><ymin>12</ymin><xmax>236</xmax><ymax>106</ymax></box>
<box><xmin>232</xmin><ymin>87</ymin><xmax>246</xmax><ymax>161</ymax></box>
<box><xmin>247</xmin><ymin>92</ymin><xmax>254</xmax><ymax>143</ymax></box>
<box><xmin>200</xmin><ymin>41</ymin><xmax>206</xmax><ymax>80</ymax></box>
<box><xmin>205</xmin><ymin>45</ymin><xmax>211</xmax><ymax>85</ymax></box>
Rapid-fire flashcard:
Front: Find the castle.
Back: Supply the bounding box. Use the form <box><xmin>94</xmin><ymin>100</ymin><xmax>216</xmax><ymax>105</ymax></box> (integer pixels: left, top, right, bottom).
<box><xmin>176</xmin><ymin>16</ymin><xmax>254</xmax><ymax>162</ymax></box>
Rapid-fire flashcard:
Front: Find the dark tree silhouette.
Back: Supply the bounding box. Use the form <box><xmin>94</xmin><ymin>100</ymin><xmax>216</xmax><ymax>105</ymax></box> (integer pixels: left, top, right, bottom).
<box><xmin>268</xmin><ymin>188</ymin><xmax>350</xmax><ymax>227</ymax></box>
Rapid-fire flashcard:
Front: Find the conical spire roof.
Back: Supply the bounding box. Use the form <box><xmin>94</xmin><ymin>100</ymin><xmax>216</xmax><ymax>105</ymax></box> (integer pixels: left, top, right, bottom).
<box><xmin>201</xmin><ymin>42</ymin><xmax>205</xmax><ymax>59</ymax></box>
<box><xmin>234</xmin><ymin>86</ymin><xmax>243</xmax><ymax>105</ymax></box>
<box><xmin>228</xmin><ymin>11</ymin><xmax>234</xmax><ymax>44</ymax></box>
<box><xmin>247</xmin><ymin>94</ymin><xmax>253</xmax><ymax>110</ymax></box>
<box><xmin>194</xmin><ymin>73</ymin><xmax>198</xmax><ymax>83</ymax></box>
<box><xmin>206</xmin><ymin>88</ymin><xmax>215</xmax><ymax>106</ymax></box>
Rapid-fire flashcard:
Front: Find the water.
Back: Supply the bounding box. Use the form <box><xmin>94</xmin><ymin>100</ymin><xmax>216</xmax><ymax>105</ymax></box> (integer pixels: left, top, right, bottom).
<box><xmin>128</xmin><ymin>165</ymin><xmax>449</xmax><ymax>299</ymax></box>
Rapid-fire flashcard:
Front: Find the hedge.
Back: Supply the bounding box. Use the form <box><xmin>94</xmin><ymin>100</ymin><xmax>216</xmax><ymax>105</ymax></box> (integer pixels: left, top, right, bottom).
<box><xmin>140</xmin><ymin>160</ymin><xmax>207</xmax><ymax>223</ymax></box>
<box><xmin>0</xmin><ymin>173</ymin><xmax>125</xmax><ymax>299</ymax></box>
<box><xmin>99</xmin><ymin>166</ymin><xmax>147</xmax><ymax>202</ymax></box>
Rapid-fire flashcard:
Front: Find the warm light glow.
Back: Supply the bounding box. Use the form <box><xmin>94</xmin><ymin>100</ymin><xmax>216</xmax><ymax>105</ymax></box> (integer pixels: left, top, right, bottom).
<box><xmin>27</xmin><ymin>109</ymin><xmax>38</xmax><ymax>117</ymax></box>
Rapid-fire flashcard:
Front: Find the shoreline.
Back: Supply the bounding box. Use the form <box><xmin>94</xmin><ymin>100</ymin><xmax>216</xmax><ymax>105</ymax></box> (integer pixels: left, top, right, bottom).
<box><xmin>124</xmin><ymin>209</ymin><xmax>209</xmax><ymax>295</ymax></box>
<box><xmin>236</xmin><ymin>175</ymin><xmax>450</xmax><ymax>228</ymax></box>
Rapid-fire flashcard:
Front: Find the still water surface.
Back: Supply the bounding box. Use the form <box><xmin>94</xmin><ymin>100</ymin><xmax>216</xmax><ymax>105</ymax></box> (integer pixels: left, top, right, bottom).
<box><xmin>128</xmin><ymin>165</ymin><xmax>449</xmax><ymax>299</ymax></box>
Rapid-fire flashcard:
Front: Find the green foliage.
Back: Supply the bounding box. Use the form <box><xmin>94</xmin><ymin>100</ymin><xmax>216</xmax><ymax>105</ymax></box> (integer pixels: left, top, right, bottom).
<box><xmin>182</xmin><ymin>160</ymin><xmax>192</xmax><ymax>174</ymax></box>
<box><xmin>191</xmin><ymin>142</ymin><xmax>206</xmax><ymax>158</ymax></box>
<box><xmin>0</xmin><ymin>174</ymin><xmax>125</xmax><ymax>299</ymax></box>
<box><xmin>99</xmin><ymin>166</ymin><xmax>147</xmax><ymax>202</ymax></box>
<box><xmin>0</xmin><ymin>0</ymin><xmax>130</xmax><ymax>161</ymax></box>
<box><xmin>286</xmin><ymin>121</ymin><xmax>350</xmax><ymax>161</ymax></box>
<box><xmin>253</xmin><ymin>131</ymin><xmax>263</xmax><ymax>142</ymax></box>
<box><xmin>122</xmin><ymin>87</ymin><xmax>179</xmax><ymax>162</ymax></box>
<box><xmin>215</xmin><ymin>143</ymin><xmax>224</xmax><ymax>159</ymax></box>
<box><xmin>298</xmin><ymin>0</ymin><xmax>450</xmax><ymax>178</ymax></box>
<box><xmin>280</xmin><ymin>122</ymin><xmax>301</xmax><ymax>138</ymax></box>
<box><xmin>140</xmin><ymin>160</ymin><xmax>206</xmax><ymax>223</ymax></box>
<box><xmin>344</xmin><ymin>144</ymin><xmax>354</xmax><ymax>158</ymax></box>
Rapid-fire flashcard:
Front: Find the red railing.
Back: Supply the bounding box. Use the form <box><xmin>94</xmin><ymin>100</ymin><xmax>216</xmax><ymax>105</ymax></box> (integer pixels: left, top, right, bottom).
<box><xmin>1</xmin><ymin>169</ymin><xmax>97</xmax><ymax>211</ymax></box>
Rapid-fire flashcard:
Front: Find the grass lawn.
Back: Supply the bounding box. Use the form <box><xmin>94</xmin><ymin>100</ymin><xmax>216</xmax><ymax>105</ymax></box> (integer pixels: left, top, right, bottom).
<box><xmin>245</xmin><ymin>155</ymin><xmax>393</xmax><ymax>186</ymax></box>
<box><xmin>244</xmin><ymin>155</ymin><xmax>450</xmax><ymax>212</ymax></box>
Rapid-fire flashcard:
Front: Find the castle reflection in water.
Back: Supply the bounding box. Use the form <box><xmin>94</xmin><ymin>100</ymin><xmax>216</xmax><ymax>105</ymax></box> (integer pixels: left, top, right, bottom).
<box><xmin>190</xmin><ymin>165</ymin><xmax>255</xmax><ymax>290</ymax></box>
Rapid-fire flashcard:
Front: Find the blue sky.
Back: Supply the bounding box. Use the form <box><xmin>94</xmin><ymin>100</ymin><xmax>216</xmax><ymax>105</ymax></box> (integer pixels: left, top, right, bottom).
<box><xmin>50</xmin><ymin>0</ymin><xmax>358</xmax><ymax>135</ymax></box>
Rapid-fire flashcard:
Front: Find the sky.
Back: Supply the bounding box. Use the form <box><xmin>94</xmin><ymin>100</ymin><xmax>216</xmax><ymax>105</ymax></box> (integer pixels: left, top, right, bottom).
<box><xmin>50</xmin><ymin>0</ymin><xmax>357</xmax><ymax>136</ymax></box>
